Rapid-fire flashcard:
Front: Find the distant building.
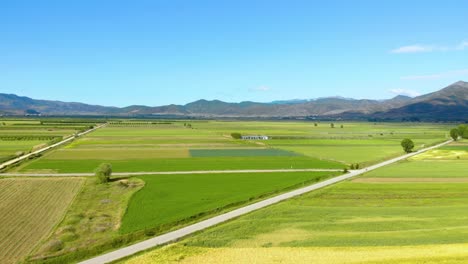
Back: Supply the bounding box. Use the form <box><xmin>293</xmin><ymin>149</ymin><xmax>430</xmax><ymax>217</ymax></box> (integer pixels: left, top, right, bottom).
<box><xmin>241</xmin><ymin>135</ymin><xmax>269</xmax><ymax>140</ymax></box>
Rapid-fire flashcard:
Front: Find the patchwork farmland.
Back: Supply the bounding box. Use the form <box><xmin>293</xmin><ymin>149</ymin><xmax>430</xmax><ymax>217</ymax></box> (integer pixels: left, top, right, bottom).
<box><xmin>120</xmin><ymin>140</ymin><xmax>468</xmax><ymax>264</ymax></box>
<box><xmin>0</xmin><ymin>119</ymin><xmax>96</xmax><ymax>164</ymax></box>
<box><xmin>0</xmin><ymin>119</ymin><xmax>464</xmax><ymax>264</ymax></box>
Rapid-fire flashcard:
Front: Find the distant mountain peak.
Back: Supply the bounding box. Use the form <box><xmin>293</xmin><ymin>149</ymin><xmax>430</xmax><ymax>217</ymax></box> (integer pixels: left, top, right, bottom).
<box><xmin>314</xmin><ymin>96</ymin><xmax>355</xmax><ymax>101</ymax></box>
<box><xmin>453</xmin><ymin>80</ymin><xmax>468</xmax><ymax>87</ymax></box>
<box><xmin>390</xmin><ymin>95</ymin><xmax>412</xmax><ymax>100</ymax></box>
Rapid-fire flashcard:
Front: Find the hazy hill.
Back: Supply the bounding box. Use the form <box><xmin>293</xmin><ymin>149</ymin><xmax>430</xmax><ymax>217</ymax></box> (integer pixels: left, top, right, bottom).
<box><xmin>372</xmin><ymin>81</ymin><xmax>468</xmax><ymax>121</ymax></box>
<box><xmin>0</xmin><ymin>93</ymin><xmax>119</xmax><ymax>115</ymax></box>
<box><xmin>0</xmin><ymin>81</ymin><xmax>466</xmax><ymax>121</ymax></box>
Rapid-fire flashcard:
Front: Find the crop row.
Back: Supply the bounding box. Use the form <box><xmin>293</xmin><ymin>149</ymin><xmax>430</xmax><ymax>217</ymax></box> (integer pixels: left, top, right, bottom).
<box><xmin>108</xmin><ymin>122</ymin><xmax>173</xmax><ymax>126</ymax></box>
<box><xmin>0</xmin><ymin>136</ymin><xmax>63</xmax><ymax>141</ymax></box>
<box><xmin>0</xmin><ymin>178</ymin><xmax>83</xmax><ymax>264</ymax></box>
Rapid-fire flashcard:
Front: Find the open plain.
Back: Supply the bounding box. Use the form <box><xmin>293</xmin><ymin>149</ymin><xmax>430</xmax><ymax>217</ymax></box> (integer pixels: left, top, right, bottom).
<box><xmin>0</xmin><ymin>119</ymin><xmax>463</xmax><ymax>264</ymax></box>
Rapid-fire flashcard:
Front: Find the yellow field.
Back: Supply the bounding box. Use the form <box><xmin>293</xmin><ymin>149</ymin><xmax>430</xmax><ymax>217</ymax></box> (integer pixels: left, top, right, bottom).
<box><xmin>0</xmin><ymin>177</ymin><xmax>84</xmax><ymax>264</ymax></box>
<box><xmin>410</xmin><ymin>149</ymin><xmax>468</xmax><ymax>160</ymax></box>
<box><xmin>122</xmin><ymin>243</ymin><xmax>468</xmax><ymax>264</ymax></box>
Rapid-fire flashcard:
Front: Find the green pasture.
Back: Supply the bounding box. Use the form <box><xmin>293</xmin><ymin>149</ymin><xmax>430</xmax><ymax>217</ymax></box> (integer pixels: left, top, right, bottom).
<box><xmin>119</xmin><ymin>179</ymin><xmax>468</xmax><ymax>263</ymax></box>
<box><xmin>363</xmin><ymin>160</ymin><xmax>468</xmax><ymax>178</ymax></box>
<box><xmin>21</xmin><ymin>156</ymin><xmax>341</xmax><ymax>173</ymax></box>
<box><xmin>0</xmin><ymin>119</ymin><xmax>92</xmax><ymax>162</ymax></box>
<box><xmin>120</xmin><ymin>171</ymin><xmax>339</xmax><ymax>234</ymax></box>
<box><xmin>189</xmin><ymin>148</ymin><xmax>300</xmax><ymax>157</ymax></box>
<box><xmin>119</xmin><ymin>137</ymin><xmax>468</xmax><ymax>264</ymax></box>
<box><xmin>16</xmin><ymin>121</ymin><xmax>451</xmax><ymax>173</ymax></box>
<box><xmin>178</xmin><ymin>182</ymin><xmax>468</xmax><ymax>248</ymax></box>
<box><xmin>0</xmin><ymin>140</ymin><xmax>45</xmax><ymax>160</ymax></box>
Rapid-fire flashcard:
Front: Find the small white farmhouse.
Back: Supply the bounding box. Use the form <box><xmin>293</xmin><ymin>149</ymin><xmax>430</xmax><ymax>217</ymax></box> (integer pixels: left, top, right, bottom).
<box><xmin>241</xmin><ymin>135</ymin><xmax>269</xmax><ymax>140</ymax></box>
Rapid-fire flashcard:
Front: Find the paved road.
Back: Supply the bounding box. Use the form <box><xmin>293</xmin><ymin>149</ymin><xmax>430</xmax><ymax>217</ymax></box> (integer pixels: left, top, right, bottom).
<box><xmin>2</xmin><ymin>168</ymin><xmax>342</xmax><ymax>177</ymax></box>
<box><xmin>79</xmin><ymin>139</ymin><xmax>452</xmax><ymax>264</ymax></box>
<box><xmin>0</xmin><ymin>123</ymin><xmax>106</xmax><ymax>171</ymax></box>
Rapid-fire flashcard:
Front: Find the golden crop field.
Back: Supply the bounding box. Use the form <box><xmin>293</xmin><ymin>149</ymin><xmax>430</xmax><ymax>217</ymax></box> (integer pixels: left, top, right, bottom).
<box><xmin>0</xmin><ymin>178</ymin><xmax>84</xmax><ymax>264</ymax></box>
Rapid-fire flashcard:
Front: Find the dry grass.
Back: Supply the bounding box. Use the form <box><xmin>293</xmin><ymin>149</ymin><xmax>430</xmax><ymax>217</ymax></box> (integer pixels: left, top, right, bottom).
<box><xmin>31</xmin><ymin>177</ymin><xmax>144</xmax><ymax>261</ymax></box>
<box><xmin>0</xmin><ymin>177</ymin><xmax>83</xmax><ymax>264</ymax></box>
<box><xmin>352</xmin><ymin>177</ymin><xmax>468</xmax><ymax>183</ymax></box>
<box><xmin>410</xmin><ymin>149</ymin><xmax>468</xmax><ymax>160</ymax></box>
<box><xmin>121</xmin><ymin>243</ymin><xmax>468</xmax><ymax>264</ymax></box>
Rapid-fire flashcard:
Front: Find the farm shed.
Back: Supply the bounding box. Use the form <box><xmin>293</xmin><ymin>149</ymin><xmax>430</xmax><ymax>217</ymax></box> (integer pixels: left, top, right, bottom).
<box><xmin>241</xmin><ymin>135</ymin><xmax>269</xmax><ymax>140</ymax></box>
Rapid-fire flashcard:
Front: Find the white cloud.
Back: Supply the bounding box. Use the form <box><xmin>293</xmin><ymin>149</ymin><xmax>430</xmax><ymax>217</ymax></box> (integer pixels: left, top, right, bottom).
<box><xmin>391</xmin><ymin>45</ymin><xmax>434</xmax><ymax>54</ymax></box>
<box><xmin>250</xmin><ymin>85</ymin><xmax>271</xmax><ymax>92</ymax></box>
<box><xmin>391</xmin><ymin>40</ymin><xmax>468</xmax><ymax>54</ymax></box>
<box><xmin>457</xmin><ymin>41</ymin><xmax>468</xmax><ymax>50</ymax></box>
<box><xmin>401</xmin><ymin>69</ymin><xmax>468</xmax><ymax>80</ymax></box>
<box><xmin>389</xmin><ymin>88</ymin><xmax>421</xmax><ymax>97</ymax></box>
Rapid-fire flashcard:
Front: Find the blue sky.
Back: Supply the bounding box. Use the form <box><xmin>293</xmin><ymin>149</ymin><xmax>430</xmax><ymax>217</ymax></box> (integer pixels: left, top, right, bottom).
<box><xmin>1</xmin><ymin>0</ymin><xmax>467</xmax><ymax>107</ymax></box>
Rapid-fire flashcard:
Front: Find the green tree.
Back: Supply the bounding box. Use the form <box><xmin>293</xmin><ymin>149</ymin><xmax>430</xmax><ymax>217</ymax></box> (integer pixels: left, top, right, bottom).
<box><xmin>459</xmin><ymin>124</ymin><xmax>468</xmax><ymax>139</ymax></box>
<box><xmin>330</xmin><ymin>123</ymin><xmax>335</xmax><ymax>128</ymax></box>
<box><xmin>231</xmin><ymin>133</ymin><xmax>242</xmax><ymax>139</ymax></box>
<box><xmin>95</xmin><ymin>163</ymin><xmax>112</xmax><ymax>184</ymax></box>
<box><xmin>401</xmin><ymin>138</ymin><xmax>414</xmax><ymax>153</ymax></box>
<box><xmin>450</xmin><ymin>128</ymin><xmax>459</xmax><ymax>141</ymax></box>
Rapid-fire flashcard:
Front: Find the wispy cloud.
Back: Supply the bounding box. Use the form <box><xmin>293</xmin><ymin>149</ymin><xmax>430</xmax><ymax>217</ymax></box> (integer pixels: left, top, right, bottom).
<box><xmin>391</xmin><ymin>45</ymin><xmax>435</xmax><ymax>54</ymax></box>
<box><xmin>457</xmin><ymin>41</ymin><xmax>468</xmax><ymax>50</ymax></box>
<box><xmin>389</xmin><ymin>88</ymin><xmax>421</xmax><ymax>97</ymax></box>
<box><xmin>401</xmin><ymin>69</ymin><xmax>468</xmax><ymax>80</ymax></box>
<box><xmin>250</xmin><ymin>85</ymin><xmax>271</xmax><ymax>92</ymax></box>
<box><xmin>391</xmin><ymin>40</ymin><xmax>468</xmax><ymax>54</ymax></box>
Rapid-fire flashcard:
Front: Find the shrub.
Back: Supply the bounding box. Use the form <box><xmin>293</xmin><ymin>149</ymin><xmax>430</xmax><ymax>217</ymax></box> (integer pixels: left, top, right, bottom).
<box><xmin>45</xmin><ymin>239</ymin><xmax>64</xmax><ymax>253</ymax></box>
<box><xmin>60</xmin><ymin>232</ymin><xmax>79</xmax><ymax>242</ymax></box>
<box><xmin>231</xmin><ymin>133</ymin><xmax>242</xmax><ymax>139</ymax></box>
<box><xmin>95</xmin><ymin>163</ymin><xmax>112</xmax><ymax>184</ymax></box>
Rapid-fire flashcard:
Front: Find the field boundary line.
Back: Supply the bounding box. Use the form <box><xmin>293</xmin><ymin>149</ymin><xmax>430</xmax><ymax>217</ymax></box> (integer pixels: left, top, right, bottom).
<box><xmin>2</xmin><ymin>168</ymin><xmax>342</xmax><ymax>177</ymax></box>
<box><xmin>78</xmin><ymin>139</ymin><xmax>452</xmax><ymax>264</ymax></box>
<box><xmin>0</xmin><ymin>123</ymin><xmax>107</xmax><ymax>171</ymax></box>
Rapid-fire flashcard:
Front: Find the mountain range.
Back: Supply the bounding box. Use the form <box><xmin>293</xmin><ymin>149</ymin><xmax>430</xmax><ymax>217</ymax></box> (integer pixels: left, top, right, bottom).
<box><xmin>1</xmin><ymin>81</ymin><xmax>467</xmax><ymax>121</ymax></box>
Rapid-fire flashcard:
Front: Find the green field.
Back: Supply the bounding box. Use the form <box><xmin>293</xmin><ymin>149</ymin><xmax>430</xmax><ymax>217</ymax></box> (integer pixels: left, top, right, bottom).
<box><xmin>0</xmin><ymin>119</ymin><xmax>99</xmax><ymax>163</ymax></box>
<box><xmin>29</xmin><ymin>171</ymin><xmax>339</xmax><ymax>263</ymax></box>
<box><xmin>120</xmin><ymin>141</ymin><xmax>468</xmax><ymax>264</ymax></box>
<box><xmin>17</xmin><ymin>121</ymin><xmax>450</xmax><ymax>173</ymax></box>
<box><xmin>1</xmin><ymin>120</ymin><xmax>461</xmax><ymax>263</ymax></box>
<box><xmin>121</xmin><ymin>171</ymin><xmax>338</xmax><ymax>233</ymax></box>
<box><xmin>189</xmin><ymin>148</ymin><xmax>300</xmax><ymax>157</ymax></box>
<box><xmin>20</xmin><ymin>156</ymin><xmax>340</xmax><ymax>173</ymax></box>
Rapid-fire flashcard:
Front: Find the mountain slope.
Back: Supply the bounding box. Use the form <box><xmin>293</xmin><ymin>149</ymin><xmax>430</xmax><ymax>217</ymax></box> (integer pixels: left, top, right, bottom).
<box><xmin>373</xmin><ymin>81</ymin><xmax>468</xmax><ymax>121</ymax></box>
<box><xmin>0</xmin><ymin>94</ymin><xmax>120</xmax><ymax>115</ymax></box>
<box><xmin>0</xmin><ymin>81</ymin><xmax>466</xmax><ymax>120</ymax></box>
